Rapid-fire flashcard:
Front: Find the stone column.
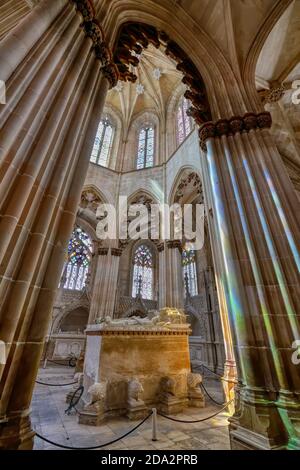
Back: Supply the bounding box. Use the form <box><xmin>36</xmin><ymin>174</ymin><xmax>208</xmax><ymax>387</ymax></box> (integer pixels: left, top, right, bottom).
<box><xmin>105</xmin><ymin>248</ymin><xmax>122</xmax><ymax>317</ymax></box>
<box><xmin>88</xmin><ymin>245</ymin><xmax>109</xmax><ymax>323</ymax></box>
<box><xmin>159</xmin><ymin>240</ymin><xmax>184</xmax><ymax>309</ymax></box>
<box><xmin>0</xmin><ymin>1</ymin><xmax>114</xmax><ymax>449</ymax></box>
<box><xmin>203</xmin><ymin>203</ymin><xmax>237</xmax><ymax>407</ymax></box>
<box><xmin>158</xmin><ymin>242</ymin><xmax>166</xmax><ymax>309</ymax></box>
<box><xmin>88</xmin><ymin>247</ymin><xmax>122</xmax><ymax>322</ymax></box>
<box><xmin>199</xmin><ymin>112</ymin><xmax>300</xmax><ymax>450</ymax></box>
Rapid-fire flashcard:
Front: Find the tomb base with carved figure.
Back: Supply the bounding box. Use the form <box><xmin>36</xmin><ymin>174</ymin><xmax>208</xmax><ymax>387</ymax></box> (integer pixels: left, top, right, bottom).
<box><xmin>78</xmin><ymin>309</ymin><xmax>206</xmax><ymax>423</ymax></box>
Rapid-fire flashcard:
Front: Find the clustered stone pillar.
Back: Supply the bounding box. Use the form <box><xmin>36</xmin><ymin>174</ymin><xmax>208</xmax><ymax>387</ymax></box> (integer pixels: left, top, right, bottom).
<box><xmin>0</xmin><ymin>0</ymin><xmax>113</xmax><ymax>449</ymax></box>
<box><xmin>158</xmin><ymin>240</ymin><xmax>184</xmax><ymax>310</ymax></box>
<box><xmin>0</xmin><ymin>0</ymin><xmax>31</xmax><ymax>40</ymax></box>
<box><xmin>88</xmin><ymin>245</ymin><xmax>109</xmax><ymax>323</ymax></box>
<box><xmin>199</xmin><ymin>112</ymin><xmax>300</xmax><ymax>450</ymax></box>
<box><xmin>89</xmin><ymin>246</ymin><xmax>122</xmax><ymax>322</ymax></box>
<box><xmin>158</xmin><ymin>242</ymin><xmax>166</xmax><ymax>309</ymax></box>
<box><xmin>202</xmin><ymin>210</ymin><xmax>237</xmax><ymax>408</ymax></box>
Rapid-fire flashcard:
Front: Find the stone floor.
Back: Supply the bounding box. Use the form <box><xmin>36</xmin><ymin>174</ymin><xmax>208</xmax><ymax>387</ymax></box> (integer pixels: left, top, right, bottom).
<box><xmin>32</xmin><ymin>365</ymin><xmax>231</xmax><ymax>450</ymax></box>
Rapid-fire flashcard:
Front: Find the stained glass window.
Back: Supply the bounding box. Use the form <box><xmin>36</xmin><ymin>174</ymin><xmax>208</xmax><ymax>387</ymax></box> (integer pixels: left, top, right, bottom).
<box><xmin>182</xmin><ymin>249</ymin><xmax>198</xmax><ymax>297</ymax></box>
<box><xmin>90</xmin><ymin>117</ymin><xmax>114</xmax><ymax>167</ymax></box>
<box><xmin>132</xmin><ymin>244</ymin><xmax>154</xmax><ymax>300</ymax></box>
<box><xmin>177</xmin><ymin>98</ymin><xmax>192</xmax><ymax>145</ymax></box>
<box><xmin>136</xmin><ymin>126</ymin><xmax>154</xmax><ymax>169</ymax></box>
<box><xmin>62</xmin><ymin>227</ymin><xmax>92</xmax><ymax>291</ymax></box>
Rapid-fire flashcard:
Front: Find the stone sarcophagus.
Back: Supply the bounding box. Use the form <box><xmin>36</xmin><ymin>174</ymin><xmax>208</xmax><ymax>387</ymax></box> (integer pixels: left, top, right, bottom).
<box><xmin>78</xmin><ymin>309</ymin><xmax>205</xmax><ymax>425</ymax></box>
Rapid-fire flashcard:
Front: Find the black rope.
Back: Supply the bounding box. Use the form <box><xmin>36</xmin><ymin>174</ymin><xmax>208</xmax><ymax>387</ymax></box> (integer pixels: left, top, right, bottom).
<box><xmin>200</xmin><ymin>382</ymin><xmax>225</xmax><ymax>406</ymax></box>
<box><xmin>36</xmin><ymin>380</ymin><xmax>78</xmax><ymax>387</ymax></box>
<box><xmin>200</xmin><ymin>363</ymin><xmax>223</xmax><ymax>377</ymax></box>
<box><xmin>35</xmin><ymin>412</ymin><xmax>153</xmax><ymax>450</ymax></box>
<box><xmin>68</xmin><ymin>356</ymin><xmax>77</xmax><ymax>367</ymax></box>
<box><xmin>46</xmin><ymin>359</ymin><xmax>70</xmax><ymax>367</ymax></box>
<box><xmin>65</xmin><ymin>386</ymin><xmax>84</xmax><ymax>415</ymax></box>
<box><xmin>46</xmin><ymin>356</ymin><xmax>77</xmax><ymax>368</ymax></box>
<box><xmin>157</xmin><ymin>399</ymin><xmax>234</xmax><ymax>424</ymax></box>
<box><xmin>194</xmin><ymin>363</ymin><xmax>237</xmax><ymax>384</ymax></box>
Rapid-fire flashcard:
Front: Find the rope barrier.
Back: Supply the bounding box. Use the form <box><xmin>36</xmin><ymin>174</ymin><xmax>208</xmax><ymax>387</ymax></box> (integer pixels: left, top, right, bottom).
<box><xmin>157</xmin><ymin>399</ymin><xmax>234</xmax><ymax>424</ymax></box>
<box><xmin>65</xmin><ymin>386</ymin><xmax>84</xmax><ymax>415</ymax></box>
<box><xmin>194</xmin><ymin>363</ymin><xmax>237</xmax><ymax>384</ymax></box>
<box><xmin>199</xmin><ymin>363</ymin><xmax>223</xmax><ymax>377</ymax></box>
<box><xmin>35</xmin><ymin>412</ymin><xmax>153</xmax><ymax>450</ymax></box>
<box><xmin>36</xmin><ymin>380</ymin><xmax>78</xmax><ymax>387</ymax></box>
<box><xmin>46</xmin><ymin>356</ymin><xmax>77</xmax><ymax>368</ymax></box>
<box><xmin>200</xmin><ymin>382</ymin><xmax>225</xmax><ymax>406</ymax></box>
<box><xmin>35</xmin><ymin>361</ymin><xmax>235</xmax><ymax>448</ymax></box>
<box><xmin>46</xmin><ymin>359</ymin><xmax>70</xmax><ymax>367</ymax></box>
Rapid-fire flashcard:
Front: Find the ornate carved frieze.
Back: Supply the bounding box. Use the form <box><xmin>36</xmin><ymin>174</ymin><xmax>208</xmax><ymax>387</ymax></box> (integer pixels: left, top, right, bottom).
<box><xmin>88</xmin><ymin>328</ymin><xmax>190</xmax><ymax>336</ymax></box>
<box><xmin>71</xmin><ymin>0</ymin><xmax>118</xmax><ymax>87</ymax></box>
<box><xmin>199</xmin><ymin>112</ymin><xmax>272</xmax><ymax>151</ymax></box>
<box><xmin>113</xmin><ymin>23</ymin><xmax>211</xmax><ymax>124</ymax></box>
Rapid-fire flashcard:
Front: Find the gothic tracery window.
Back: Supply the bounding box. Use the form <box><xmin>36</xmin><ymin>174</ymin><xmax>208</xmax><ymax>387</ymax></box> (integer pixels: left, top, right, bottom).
<box><xmin>136</xmin><ymin>126</ymin><xmax>155</xmax><ymax>169</ymax></box>
<box><xmin>90</xmin><ymin>117</ymin><xmax>114</xmax><ymax>167</ymax></box>
<box><xmin>132</xmin><ymin>244</ymin><xmax>154</xmax><ymax>300</ymax></box>
<box><xmin>182</xmin><ymin>249</ymin><xmax>198</xmax><ymax>297</ymax></box>
<box><xmin>63</xmin><ymin>228</ymin><xmax>92</xmax><ymax>291</ymax></box>
<box><xmin>177</xmin><ymin>98</ymin><xmax>192</xmax><ymax>145</ymax></box>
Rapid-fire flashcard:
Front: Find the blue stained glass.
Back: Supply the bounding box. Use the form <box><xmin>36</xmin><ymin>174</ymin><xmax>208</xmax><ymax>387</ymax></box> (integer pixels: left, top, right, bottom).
<box><xmin>62</xmin><ymin>228</ymin><xmax>92</xmax><ymax>291</ymax></box>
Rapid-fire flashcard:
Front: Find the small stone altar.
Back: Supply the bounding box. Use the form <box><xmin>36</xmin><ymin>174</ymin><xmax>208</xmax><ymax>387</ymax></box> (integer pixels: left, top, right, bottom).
<box><xmin>78</xmin><ymin>309</ymin><xmax>205</xmax><ymax>425</ymax></box>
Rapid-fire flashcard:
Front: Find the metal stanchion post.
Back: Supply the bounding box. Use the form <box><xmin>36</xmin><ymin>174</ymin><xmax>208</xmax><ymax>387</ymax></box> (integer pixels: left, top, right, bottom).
<box><xmin>152</xmin><ymin>408</ymin><xmax>158</xmax><ymax>441</ymax></box>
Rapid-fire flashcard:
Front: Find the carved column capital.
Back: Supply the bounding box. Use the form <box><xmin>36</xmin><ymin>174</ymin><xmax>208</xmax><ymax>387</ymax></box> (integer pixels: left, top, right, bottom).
<box><xmin>199</xmin><ymin>112</ymin><xmax>272</xmax><ymax>151</ymax></box>
<box><xmin>166</xmin><ymin>240</ymin><xmax>182</xmax><ymax>252</ymax></box>
<box><xmin>71</xmin><ymin>0</ymin><xmax>118</xmax><ymax>87</ymax></box>
<box><xmin>98</xmin><ymin>247</ymin><xmax>109</xmax><ymax>256</ymax></box>
<box><xmin>101</xmin><ymin>63</ymin><xmax>119</xmax><ymax>88</ymax></box>
<box><xmin>111</xmin><ymin>247</ymin><xmax>123</xmax><ymax>257</ymax></box>
<box><xmin>157</xmin><ymin>242</ymin><xmax>165</xmax><ymax>252</ymax></box>
<box><xmin>72</xmin><ymin>0</ymin><xmax>95</xmax><ymax>22</ymax></box>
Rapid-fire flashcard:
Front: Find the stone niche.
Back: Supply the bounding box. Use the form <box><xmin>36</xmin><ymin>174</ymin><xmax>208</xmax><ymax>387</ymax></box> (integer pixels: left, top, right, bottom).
<box><xmin>78</xmin><ymin>309</ymin><xmax>205</xmax><ymax>425</ymax></box>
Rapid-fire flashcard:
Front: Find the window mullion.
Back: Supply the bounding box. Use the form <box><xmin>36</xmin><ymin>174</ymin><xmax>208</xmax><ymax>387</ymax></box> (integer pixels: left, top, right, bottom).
<box><xmin>182</xmin><ymin>106</ymin><xmax>187</xmax><ymax>138</ymax></box>
<box><xmin>144</xmin><ymin>128</ymin><xmax>148</xmax><ymax>167</ymax></box>
<box><xmin>97</xmin><ymin>123</ymin><xmax>107</xmax><ymax>164</ymax></box>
